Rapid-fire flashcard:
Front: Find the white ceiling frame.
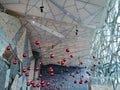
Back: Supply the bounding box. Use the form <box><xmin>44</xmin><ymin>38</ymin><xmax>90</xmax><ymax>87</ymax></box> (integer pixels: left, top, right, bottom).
<box><xmin>49</xmin><ymin>0</ymin><xmax>97</xmax><ymax>29</ymax></box>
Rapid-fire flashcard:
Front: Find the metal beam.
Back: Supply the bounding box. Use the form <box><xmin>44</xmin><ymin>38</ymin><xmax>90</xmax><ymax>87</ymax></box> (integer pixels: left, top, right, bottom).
<box><xmin>26</xmin><ymin>19</ymin><xmax>64</xmax><ymax>38</ymax></box>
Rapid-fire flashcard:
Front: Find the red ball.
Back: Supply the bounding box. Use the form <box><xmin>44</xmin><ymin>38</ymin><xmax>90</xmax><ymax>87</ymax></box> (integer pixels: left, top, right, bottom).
<box><xmin>23</xmin><ymin>53</ymin><xmax>27</xmax><ymax>57</ymax></box>
<box><xmin>50</xmin><ymin>73</ymin><xmax>54</xmax><ymax>76</ymax></box>
<box><xmin>13</xmin><ymin>61</ymin><xmax>17</xmax><ymax>64</ymax></box>
<box><xmin>98</xmin><ymin>61</ymin><xmax>101</xmax><ymax>64</ymax></box>
<box><xmin>49</xmin><ymin>69</ymin><xmax>54</xmax><ymax>73</ymax></box>
<box><xmin>14</xmin><ymin>56</ymin><xmax>18</xmax><ymax>60</ymax></box>
<box><xmin>27</xmin><ymin>66</ymin><xmax>30</xmax><ymax>70</ymax></box>
<box><xmin>93</xmin><ymin>64</ymin><xmax>96</xmax><ymax>67</ymax></box>
<box><xmin>57</xmin><ymin>61</ymin><xmax>61</xmax><ymax>65</ymax></box>
<box><xmin>65</xmin><ymin>65</ymin><xmax>69</xmax><ymax>68</ymax></box>
<box><xmin>79</xmin><ymin>80</ymin><xmax>83</xmax><ymax>84</ymax></box>
<box><xmin>39</xmin><ymin>74</ymin><xmax>42</xmax><ymax>78</ymax></box>
<box><xmin>35</xmin><ymin>40</ymin><xmax>40</xmax><ymax>45</ymax></box>
<box><xmin>50</xmin><ymin>54</ymin><xmax>55</xmax><ymax>58</ymax></box>
<box><xmin>27</xmin><ymin>82</ymin><xmax>31</xmax><ymax>86</ymax></box>
<box><xmin>32</xmin><ymin>83</ymin><xmax>36</xmax><ymax>87</ymax></box>
<box><xmin>36</xmin><ymin>83</ymin><xmax>41</xmax><ymax>87</ymax></box>
<box><xmin>49</xmin><ymin>67</ymin><xmax>53</xmax><ymax>71</ymax></box>
<box><xmin>76</xmin><ymin>70</ymin><xmax>80</xmax><ymax>74</ymax></box>
<box><xmin>30</xmin><ymin>80</ymin><xmax>34</xmax><ymax>84</ymax></box>
<box><xmin>66</xmin><ymin>48</ymin><xmax>70</xmax><ymax>52</ymax></box>
<box><xmin>81</xmin><ymin>75</ymin><xmax>84</xmax><ymax>78</ymax></box>
<box><xmin>93</xmin><ymin>56</ymin><xmax>96</xmax><ymax>59</ymax></box>
<box><xmin>40</xmin><ymin>61</ymin><xmax>44</xmax><ymax>65</ymax></box>
<box><xmin>70</xmin><ymin>54</ymin><xmax>73</xmax><ymax>58</ymax></box>
<box><xmin>80</xmin><ymin>62</ymin><xmax>83</xmax><ymax>65</ymax></box>
<box><xmin>85</xmin><ymin>66</ymin><xmax>87</xmax><ymax>68</ymax></box>
<box><xmin>74</xmin><ymin>80</ymin><xmax>77</xmax><ymax>84</ymax></box>
<box><xmin>22</xmin><ymin>68</ymin><xmax>27</xmax><ymax>73</ymax></box>
<box><xmin>41</xmin><ymin>80</ymin><xmax>45</xmax><ymax>84</ymax></box>
<box><xmin>84</xmin><ymin>80</ymin><xmax>89</xmax><ymax>83</ymax></box>
<box><xmin>25</xmin><ymin>73</ymin><xmax>29</xmax><ymax>77</ymax></box>
<box><xmin>6</xmin><ymin>46</ymin><xmax>11</xmax><ymax>50</ymax></box>
<box><xmin>63</xmin><ymin>58</ymin><xmax>67</xmax><ymax>62</ymax></box>
<box><xmin>46</xmin><ymin>82</ymin><xmax>50</xmax><ymax>86</ymax></box>
<box><xmin>61</xmin><ymin>61</ymin><xmax>64</xmax><ymax>65</ymax></box>
<box><xmin>35</xmin><ymin>66</ymin><xmax>39</xmax><ymax>71</ymax></box>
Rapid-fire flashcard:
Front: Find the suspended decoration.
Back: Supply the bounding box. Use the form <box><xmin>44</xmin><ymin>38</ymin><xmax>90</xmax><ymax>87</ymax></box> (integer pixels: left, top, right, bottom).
<box><xmin>50</xmin><ymin>53</ymin><xmax>55</xmax><ymax>58</ymax></box>
<box><xmin>25</xmin><ymin>73</ymin><xmax>29</xmax><ymax>77</ymax></box>
<box><xmin>38</xmin><ymin>74</ymin><xmax>42</xmax><ymax>78</ymax></box>
<box><xmin>35</xmin><ymin>40</ymin><xmax>40</xmax><ymax>46</ymax></box>
<box><xmin>22</xmin><ymin>53</ymin><xmax>27</xmax><ymax>57</ymax></box>
<box><xmin>69</xmin><ymin>54</ymin><xmax>73</xmax><ymax>58</ymax></box>
<box><xmin>74</xmin><ymin>80</ymin><xmax>77</xmax><ymax>84</ymax></box>
<box><xmin>13</xmin><ymin>61</ymin><xmax>17</xmax><ymax>64</ymax></box>
<box><xmin>6</xmin><ymin>45</ymin><xmax>11</xmax><ymax>51</ymax></box>
<box><xmin>35</xmin><ymin>66</ymin><xmax>39</xmax><ymax>71</ymax></box>
<box><xmin>92</xmin><ymin>56</ymin><xmax>96</xmax><ymax>59</ymax></box>
<box><xmin>66</xmin><ymin>48</ymin><xmax>70</xmax><ymax>52</ymax></box>
<box><xmin>22</xmin><ymin>68</ymin><xmax>27</xmax><ymax>73</ymax></box>
<box><xmin>27</xmin><ymin>66</ymin><xmax>30</xmax><ymax>70</ymax></box>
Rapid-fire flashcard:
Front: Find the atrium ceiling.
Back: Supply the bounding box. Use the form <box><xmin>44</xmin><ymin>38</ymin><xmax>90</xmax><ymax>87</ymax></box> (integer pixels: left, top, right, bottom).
<box><xmin>0</xmin><ymin>0</ymin><xmax>109</xmax><ymax>66</ymax></box>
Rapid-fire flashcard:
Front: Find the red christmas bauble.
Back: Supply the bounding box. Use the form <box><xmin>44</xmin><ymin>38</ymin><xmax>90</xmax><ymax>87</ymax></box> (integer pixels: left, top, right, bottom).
<box><xmin>35</xmin><ymin>66</ymin><xmax>39</xmax><ymax>71</ymax></box>
<box><xmin>41</xmin><ymin>80</ymin><xmax>45</xmax><ymax>84</ymax></box>
<box><xmin>84</xmin><ymin>80</ymin><xmax>89</xmax><ymax>83</ymax></box>
<box><xmin>93</xmin><ymin>56</ymin><xmax>96</xmax><ymax>59</ymax></box>
<box><xmin>22</xmin><ymin>68</ymin><xmax>27</xmax><ymax>73</ymax></box>
<box><xmin>76</xmin><ymin>70</ymin><xmax>80</xmax><ymax>74</ymax></box>
<box><xmin>36</xmin><ymin>83</ymin><xmax>41</xmax><ymax>87</ymax></box>
<box><xmin>66</xmin><ymin>48</ymin><xmax>70</xmax><ymax>52</ymax></box>
<box><xmin>74</xmin><ymin>80</ymin><xmax>77</xmax><ymax>84</ymax></box>
<box><xmin>27</xmin><ymin>82</ymin><xmax>31</xmax><ymax>86</ymax></box>
<box><xmin>30</xmin><ymin>80</ymin><xmax>34</xmax><ymax>84</ymax></box>
<box><xmin>65</xmin><ymin>65</ymin><xmax>69</xmax><ymax>68</ymax></box>
<box><xmin>57</xmin><ymin>61</ymin><xmax>61</xmax><ymax>65</ymax></box>
<box><xmin>79</xmin><ymin>80</ymin><xmax>83</xmax><ymax>84</ymax></box>
<box><xmin>49</xmin><ymin>69</ymin><xmax>54</xmax><ymax>73</ymax></box>
<box><xmin>80</xmin><ymin>62</ymin><xmax>83</xmax><ymax>65</ymax></box>
<box><xmin>63</xmin><ymin>58</ymin><xmax>67</xmax><ymax>62</ymax></box>
<box><xmin>50</xmin><ymin>73</ymin><xmax>54</xmax><ymax>76</ymax></box>
<box><xmin>35</xmin><ymin>40</ymin><xmax>40</xmax><ymax>45</ymax></box>
<box><xmin>27</xmin><ymin>66</ymin><xmax>30</xmax><ymax>70</ymax></box>
<box><xmin>46</xmin><ymin>82</ymin><xmax>50</xmax><ymax>86</ymax></box>
<box><xmin>6</xmin><ymin>46</ymin><xmax>11</xmax><ymax>50</ymax></box>
<box><xmin>23</xmin><ymin>53</ymin><xmax>27</xmax><ymax>57</ymax></box>
<box><xmin>40</xmin><ymin>61</ymin><xmax>44</xmax><ymax>65</ymax></box>
<box><xmin>32</xmin><ymin>83</ymin><xmax>36</xmax><ymax>87</ymax></box>
<box><xmin>61</xmin><ymin>61</ymin><xmax>64</xmax><ymax>65</ymax></box>
<box><xmin>98</xmin><ymin>61</ymin><xmax>101</xmax><ymax>64</ymax></box>
<box><xmin>14</xmin><ymin>56</ymin><xmax>18</xmax><ymax>60</ymax></box>
<box><xmin>93</xmin><ymin>64</ymin><xmax>96</xmax><ymax>67</ymax></box>
<box><xmin>70</xmin><ymin>54</ymin><xmax>73</xmax><ymax>58</ymax></box>
<box><xmin>25</xmin><ymin>73</ymin><xmax>29</xmax><ymax>77</ymax></box>
<box><xmin>39</xmin><ymin>74</ymin><xmax>42</xmax><ymax>78</ymax></box>
<box><xmin>50</xmin><ymin>54</ymin><xmax>55</xmax><ymax>58</ymax></box>
<box><xmin>13</xmin><ymin>61</ymin><xmax>17</xmax><ymax>64</ymax></box>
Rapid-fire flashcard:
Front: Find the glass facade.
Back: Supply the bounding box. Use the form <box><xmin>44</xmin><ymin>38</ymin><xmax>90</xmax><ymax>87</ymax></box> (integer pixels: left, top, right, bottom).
<box><xmin>90</xmin><ymin>0</ymin><xmax>120</xmax><ymax>89</ymax></box>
